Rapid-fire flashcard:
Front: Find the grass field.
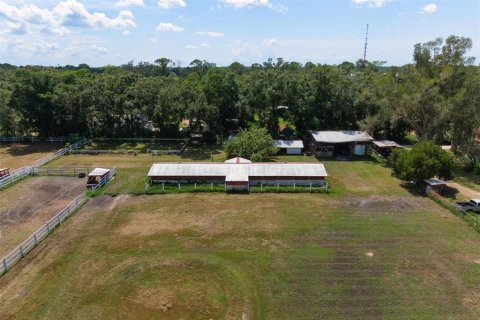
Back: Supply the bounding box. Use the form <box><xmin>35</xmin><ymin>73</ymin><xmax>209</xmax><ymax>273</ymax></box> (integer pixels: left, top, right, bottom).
<box><xmin>1</xmin><ymin>149</ymin><xmax>478</xmax><ymax>319</ymax></box>
<box><xmin>0</xmin><ymin>143</ymin><xmax>64</xmax><ymax>170</ymax></box>
<box><xmin>0</xmin><ymin>193</ymin><xmax>478</xmax><ymax>319</ymax></box>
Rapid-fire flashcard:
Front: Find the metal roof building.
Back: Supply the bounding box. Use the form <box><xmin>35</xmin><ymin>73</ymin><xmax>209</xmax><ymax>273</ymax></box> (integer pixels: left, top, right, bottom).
<box><xmin>274</xmin><ymin>140</ymin><xmax>304</xmax><ymax>155</ymax></box>
<box><xmin>309</xmin><ymin>130</ymin><xmax>374</xmax><ymax>157</ymax></box>
<box><xmin>148</xmin><ymin>159</ymin><xmax>327</xmax><ymax>191</ymax></box>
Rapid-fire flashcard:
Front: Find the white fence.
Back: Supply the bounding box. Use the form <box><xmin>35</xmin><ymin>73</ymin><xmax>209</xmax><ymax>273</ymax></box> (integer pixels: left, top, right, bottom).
<box><xmin>91</xmin><ymin>167</ymin><xmax>117</xmax><ymax>191</ymax></box>
<box><xmin>0</xmin><ymin>136</ymin><xmax>68</xmax><ymax>143</ymax></box>
<box><xmin>31</xmin><ymin>167</ymin><xmax>93</xmax><ymax>177</ymax></box>
<box><xmin>0</xmin><ymin>138</ymin><xmax>89</xmax><ymax>189</ymax></box>
<box><xmin>0</xmin><ymin>193</ymin><xmax>88</xmax><ymax>276</ymax></box>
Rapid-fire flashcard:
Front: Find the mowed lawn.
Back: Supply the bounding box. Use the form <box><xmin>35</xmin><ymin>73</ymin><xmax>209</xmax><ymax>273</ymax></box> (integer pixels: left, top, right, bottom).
<box><xmin>45</xmin><ymin>150</ymin><xmax>409</xmax><ymax>196</ymax></box>
<box><xmin>0</xmin><ymin>193</ymin><xmax>479</xmax><ymax>319</ymax></box>
<box><xmin>0</xmin><ymin>143</ymin><xmax>65</xmax><ymax>170</ymax></box>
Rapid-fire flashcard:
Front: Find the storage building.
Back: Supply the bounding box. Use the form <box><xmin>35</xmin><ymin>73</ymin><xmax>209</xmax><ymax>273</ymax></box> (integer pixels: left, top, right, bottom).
<box><xmin>275</xmin><ymin>140</ymin><xmax>304</xmax><ymax>155</ymax></box>
<box><xmin>309</xmin><ymin>130</ymin><xmax>374</xmax><ymax>157</ymax></box>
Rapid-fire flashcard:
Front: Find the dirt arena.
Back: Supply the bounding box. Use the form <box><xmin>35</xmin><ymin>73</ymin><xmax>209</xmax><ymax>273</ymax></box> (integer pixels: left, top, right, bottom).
<box><xmin>0</xmin><ymin>176</ymin><xmax>86</xmax><ymax>257</ymax></box>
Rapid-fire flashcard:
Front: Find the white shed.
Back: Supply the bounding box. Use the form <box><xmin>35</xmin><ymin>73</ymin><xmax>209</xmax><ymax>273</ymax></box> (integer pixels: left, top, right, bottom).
<box><xmin>275</xmin><ymin>140</ymin><xmax>304</xmax><ymax>155</ymax></box>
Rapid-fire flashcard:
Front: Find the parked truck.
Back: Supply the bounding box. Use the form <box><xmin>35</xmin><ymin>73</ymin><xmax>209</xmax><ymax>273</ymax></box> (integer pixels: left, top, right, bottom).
<box><xmin>455</xmin><ymin>199</ymin><xmax>480</xmax><ymax>213</ymax></box>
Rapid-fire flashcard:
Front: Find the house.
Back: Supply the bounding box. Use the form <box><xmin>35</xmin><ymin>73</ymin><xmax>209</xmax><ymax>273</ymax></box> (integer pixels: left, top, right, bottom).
<box><xmin>372</xmin><ymin>140</ymin><xmax>402</xmax><ymax>157</ymax></box>
<box><xmin>147</xmin><ymin>158</ymin><xmax>328</xmax><ymax>192</ymax></box>
<box><xmin>309</xmin><ymin>131</ymin><xmax>374</xmax><ymax>157</ymax></box>
<box><xmin>275</xmin><ymin>140</ymin><xmax>304</xmax><ymax>155</ymax></box>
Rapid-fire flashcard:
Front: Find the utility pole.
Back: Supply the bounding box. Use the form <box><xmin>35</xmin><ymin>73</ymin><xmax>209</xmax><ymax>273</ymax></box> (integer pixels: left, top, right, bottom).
<box><xmin>363</xmin><ymin>24</ymin><xmax>369</xmax><ymax>61</ymax></box>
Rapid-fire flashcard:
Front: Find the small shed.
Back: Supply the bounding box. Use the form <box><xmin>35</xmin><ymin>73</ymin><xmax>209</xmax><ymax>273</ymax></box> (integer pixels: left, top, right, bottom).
<box><xmin>275</xmin><ymin>140</ymin><xmax>304</xmax><ymax>155</ymax></box>
<box><xmin>373</xmin><ymin>140</ymin><xmax>401</xmax><ymax>157</ymax></box>
<box><xmin>87</xmin><ymin>168</ymin><xmax>110</xmax><ymax>189</ymax></box>
<box><xmin>424</xmin><ymin>178</ymin><xmax>446</xmax><ymax>194</ymax></box>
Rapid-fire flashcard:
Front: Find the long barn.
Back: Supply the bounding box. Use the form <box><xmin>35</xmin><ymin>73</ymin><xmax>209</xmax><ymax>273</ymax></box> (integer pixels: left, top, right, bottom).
<box><xmin>148</xmin><ymin>158</ymin><xmax>328</xmax><ymax>191</ymax></box>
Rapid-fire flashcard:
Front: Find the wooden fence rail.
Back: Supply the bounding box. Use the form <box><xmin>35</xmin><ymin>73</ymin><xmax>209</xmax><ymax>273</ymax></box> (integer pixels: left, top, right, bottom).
<box><xmin>0</xmin><ymin>136</ymin><xmax>68</xmax><ymax>143</ymax></box>
<box><xmin>31</xmin><ymin>167</ymin><xmax>93</xmax><ymax>177</ymax></box>
<box><xmin>0</xmin><ymin>193</ymin><xmax>88</xmax><ymax>276</ymax></box>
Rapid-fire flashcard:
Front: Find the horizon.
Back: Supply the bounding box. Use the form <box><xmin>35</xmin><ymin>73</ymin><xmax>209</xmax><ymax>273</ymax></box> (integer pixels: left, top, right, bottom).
<box><xmin>0</xmin><ymin>0</ymin><xmax>479</xmax><ymax>67</ymax></box>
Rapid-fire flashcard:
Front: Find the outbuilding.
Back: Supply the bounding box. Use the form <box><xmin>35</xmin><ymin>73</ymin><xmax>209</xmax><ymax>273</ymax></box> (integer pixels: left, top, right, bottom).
<box><xmin>86</xmin><ymin>168</ymin><xmax>111</xmax><ymax>189</ymax></box>
<box><xmin>148</xmin><ymin>158</ymin><xmax>328</xmax><ymax>191</ymax></box>
<box><xmin>309</xmin><ymin>130</ymin><xmax>374</xmax><ymax>157</ymax></box>
<box><xmin>423</xmin><ymin>178</ymin><xmax>447</xmax><ymax>194</ymax></box>
<box><xmin>275</xmin><ymin>140</ymin><xmax>304</xmax><ymax>155</ymax></box>
<box><xmin>372</xmin><ymin>140</ymin><xmax>402</xmax><ymax>157</ymax></box>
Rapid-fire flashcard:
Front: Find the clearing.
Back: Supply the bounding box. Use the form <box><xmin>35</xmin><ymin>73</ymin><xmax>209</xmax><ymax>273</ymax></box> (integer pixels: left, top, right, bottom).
<box><xmin>0</xmin><ymin>193</ymin><xmax>478</xmax><ymax>319</ymax></box>
<box><xmin>0</xmin><ymin>143</ymin><xmax>64</xmax><ymax>170</ymax></box>
<box><xmin>0</xmin><ymin>176</ymin><xmax>86</xmax><ymax>257</ymax></box>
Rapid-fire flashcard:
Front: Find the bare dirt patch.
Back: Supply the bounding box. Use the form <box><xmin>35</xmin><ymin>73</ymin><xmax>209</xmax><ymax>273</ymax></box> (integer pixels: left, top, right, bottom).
<box><xmin>0</xmin><ymin>176</ymin><xmax>86</xmax><ymax>257</ymax></box>
<box><xmin>447</xmin><ymin>182</ymin><xmax>480</xmax><ymax>201</ymax></box>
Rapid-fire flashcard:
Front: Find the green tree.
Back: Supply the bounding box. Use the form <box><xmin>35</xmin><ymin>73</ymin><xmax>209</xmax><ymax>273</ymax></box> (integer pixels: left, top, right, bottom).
<box><xmin>390</xmin><ymin>141</ymin><xmax>454</xmax><ymax>184</ymax></box>
<box><xmin>224</xmin><ymin>127</ymin><xmax>277</xmax><ymax>162</ymax></box>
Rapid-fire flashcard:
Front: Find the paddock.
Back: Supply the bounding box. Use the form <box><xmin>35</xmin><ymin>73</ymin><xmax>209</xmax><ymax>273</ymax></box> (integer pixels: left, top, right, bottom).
<box><xmin>0</xmin><ymin>176</ymin><xmax>86</xmax><ymax>257</ymax></box>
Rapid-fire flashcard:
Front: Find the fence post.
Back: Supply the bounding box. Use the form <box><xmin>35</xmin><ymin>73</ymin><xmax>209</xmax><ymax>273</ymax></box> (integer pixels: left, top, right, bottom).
<box><xmin>20</xmin><ymin>245</ymin><xmax>24</xmax><ymax>258</ymax></box>
<box><xmin>34</xmin><ymin>233</ymin><xmax>38</xmax><ymax>246</ymax></box>
<box><xmin>57</xmin><ymin>216</ymin><xmax>61</xmax><ymax>225</ymax></box>
<box><xmin>46</xmin><ymin>222</ymin><xmax>50</xmax><ymax>234</ymax></box>
<box><xmin>2</xmin><ymin>258</ymin><xmax>7</xmax><ymax>271</ymax></box>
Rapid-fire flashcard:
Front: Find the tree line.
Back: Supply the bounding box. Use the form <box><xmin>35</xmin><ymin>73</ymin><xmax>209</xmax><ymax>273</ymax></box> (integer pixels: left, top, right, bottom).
<box><xmin>0</xmin><ymin>35</ymin><xmax>478</xmax><ymax>158</ymax></box>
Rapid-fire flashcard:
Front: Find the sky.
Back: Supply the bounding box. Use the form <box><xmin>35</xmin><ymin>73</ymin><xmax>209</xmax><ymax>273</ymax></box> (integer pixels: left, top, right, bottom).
<box><xmin>0</xmin><ymin>0</ymin><xmax>479</xmax><ymax>67</ymax></box>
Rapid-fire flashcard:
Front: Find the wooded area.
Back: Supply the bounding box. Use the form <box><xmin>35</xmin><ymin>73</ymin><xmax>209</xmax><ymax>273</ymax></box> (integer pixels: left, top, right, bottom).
<box><xmin>0</xmin><ymin>35</ymin><xmax>478</xmax><ymax>157</ymax></box>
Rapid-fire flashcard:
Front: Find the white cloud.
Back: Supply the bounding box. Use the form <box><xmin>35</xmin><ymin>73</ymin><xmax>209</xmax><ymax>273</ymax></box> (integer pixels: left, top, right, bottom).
<box><xmin>158</xmin><ymin>0</ymin><xmax>186</xmax><ymax>9</ymax></box>
<box><xmin>419</xmin><ymin>3</ymin><xmax>437</xmax><ymax>14</ymax></box>
<box><xmin>262</xmin><ymin>37</ymin><xmax>277</xmax><ymax>47</ymax></box>
<box><xmin>156</xmin><ymin>22</ymin><xmax>184</xmax><ymax>32</ymax></box>
<box><xmin>0</xmin><ymin>0</ymin><xmax>136</xmax><ymax>36</ymax></box>
<box><xmin>90</xmin><ymin>44</ymin><xmax>108</xmax><ymax>54</ymax></box>
<box><xmin>219</xmin><ymin>0</ymin><xmax>269</xmax><ymax>8</ymax></box>
<box><xmin>116</xmin><ymin>0</ymin><xmax>145</xmax><ymax>7</ymax></box>
<box><xmin>196</xmin><ymin>31</ymin><xmax>225</xmax><ymax>37</ymax></box>
<box><xmin>185</xmin><ymin>44</ymin><xmax>198</xmax><ymax>49</ymax></box>
<box><xmin>200</xmin><ymin>42</ymin><xmax>211</xmax><ymax>48</ymax></box>
<box><xmin>122</xmin><ymin>30</ymin><xmax>131</xmax><ymax>35</ymax></box>
<box><xmin>351</xmin><ymin>0</ymin><xmax>390</xmax><ymax>8</ymax></box>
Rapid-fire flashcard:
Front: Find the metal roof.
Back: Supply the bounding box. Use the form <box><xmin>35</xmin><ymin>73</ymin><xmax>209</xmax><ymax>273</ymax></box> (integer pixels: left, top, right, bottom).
<box><xmin>310</xmin><ymin>131</ymin><xmax>374</xmax><ymax>143</ymax></box>
<box><xmin>424</xmin><ymin>178</ymin><xmax>446</xmax><ymax>186</ymax></box>
<box><xmin>274</xmin><ymin>140</ymin><xmax>304</xmax><ymax>149</ymax></box>
<box><xmin>148</xmin><ymin>162</ymin><xmax>328</xmax><ymax>179</ymax></box>
<box><xmin>88</xmin><ymin>168</ymin><xmax>110</xmax><ymax>177</ymax></box>
<box><xmin>224</xmin><ymin>157</ymin><xmax>252</xmax><ymax>163</ymax></box>
<box><xmin>373</xmin><ymin>140</ymin><xmax>401</xmax><ymax>148</ymax></box>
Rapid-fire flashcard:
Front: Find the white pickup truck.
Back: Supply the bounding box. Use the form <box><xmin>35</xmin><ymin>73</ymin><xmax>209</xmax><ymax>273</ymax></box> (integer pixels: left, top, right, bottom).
<box><xmin>455</xmin><ymin>199</ymin><xmax>480</xmax><ymax>213</ymax></box>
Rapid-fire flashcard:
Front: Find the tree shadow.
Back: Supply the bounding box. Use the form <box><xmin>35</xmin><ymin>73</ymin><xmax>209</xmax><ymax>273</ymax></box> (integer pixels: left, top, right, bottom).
<box><xmin>442</xmin><ymin>185</ymin><xmax>460</xmax><ymax>200</ymax></box>
<box><xmin>180</xmin><ymin>145</ymin><xmax>223</xmax><ymax>161</ymax></box>
<box><xmin>1</xmin><ymin>143</ymin><xmax>64</xmax><ymax>156</ymax></box>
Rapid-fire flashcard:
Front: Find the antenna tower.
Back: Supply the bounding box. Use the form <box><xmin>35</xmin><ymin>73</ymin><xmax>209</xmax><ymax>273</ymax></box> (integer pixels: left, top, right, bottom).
<box><xmin>363</xmin><ymin>24</ymin><xmax>369</xmax><ymax>61</ymax></box>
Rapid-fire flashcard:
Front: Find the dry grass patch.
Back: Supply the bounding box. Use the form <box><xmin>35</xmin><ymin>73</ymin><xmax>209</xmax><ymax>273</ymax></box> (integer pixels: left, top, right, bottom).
<box><xmin>0</xmin><ymin>143</ymin><xmax>64</xmax><ymax>169</ymax></box>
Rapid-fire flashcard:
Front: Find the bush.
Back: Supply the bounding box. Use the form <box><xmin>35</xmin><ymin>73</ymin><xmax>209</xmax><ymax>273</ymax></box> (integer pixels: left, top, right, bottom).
<box><xmin>389</xmin><ymin>141</ymin><xmax>454</xmax><ymax>184</ymax></box>
<box><xmin>224</xmin><ymin>127</ymin><xmax>277</xmax><ymax>162</ymax></box>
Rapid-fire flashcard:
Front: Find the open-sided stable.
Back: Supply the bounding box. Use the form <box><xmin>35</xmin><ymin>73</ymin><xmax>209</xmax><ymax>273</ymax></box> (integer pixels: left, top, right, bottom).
<box><xmin>309</xmin><ymin>130</ymin><xmax>374</xmax><ymax>157</ymax></box>
<box><xmin>148</xmin><ymin>158</ymin><xmax>327</xmax><ymax>191</ymax></box>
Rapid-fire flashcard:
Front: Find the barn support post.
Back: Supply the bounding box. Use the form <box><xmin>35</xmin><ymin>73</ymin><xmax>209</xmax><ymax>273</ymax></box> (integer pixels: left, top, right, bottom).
<box><xmin>195</xmin><ymin>183</ymin><xmax>197</xmax><ymax>189</ymax></box>
<box><xmin>277</xmin><ymin>183</ymin><xmax>279</xmax><ymax>191</ymax></box>
<box><xmin>310</xmin><ymin>183</ymin><xmax>312</xmax><ymax>192</ymax></box>
<box><xmin>211</xmin><ymin>182</ymin><xmax>213</xmax><ymax>190</ymax></box>
<box><xmin>261</xmin><ymin>183</ymin><xmax>263</xmax><ymax>191</ymax></box>
<box><xmin>293</xmin><ymin>182</ymin><xmax>296</xmax><ymax>190</ymax></box>
<box><xmin>224</xmin><ymin>183</ymin><xmax>226</xmax><ymax>191</ymax></box>
<box><xmin>178</xmin><ymin>182</ymin><xmax>181</xmax><ymax>191</ymax></box>
<box><xmin>162</xmin><ymin>183</ymin><xmax>165</xmax><ymax>192</ymax></box>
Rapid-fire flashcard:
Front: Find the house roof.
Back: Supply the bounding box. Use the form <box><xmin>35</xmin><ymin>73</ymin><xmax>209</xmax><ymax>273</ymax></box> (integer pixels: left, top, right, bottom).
<box><xmin>274</xmin><ymin>140</ymin><xmax>304</xmax><ymax>149</ymax></box>
<box><xmin>148</xmin><ymin>162</ymin><xmax>328</xmax><ymax>179</ymax></box>
<box><xmin>310</xmin><ymin>131</ymin><xmax>374</xmax><ymax>143</ymax></box>
<box><xmin>373</xmin><ymin>140</ymin><xmax>401</xmax><ymax>148</ymax></box>
<box><xmin>88</xmin><ymin>168</ymin><xmax>110</xmax><ymax>177</ymax></box>
<box><xmin>224</xmin><ymin>157</ymin><xmax>252</xmax><ymax>163</ymax></box>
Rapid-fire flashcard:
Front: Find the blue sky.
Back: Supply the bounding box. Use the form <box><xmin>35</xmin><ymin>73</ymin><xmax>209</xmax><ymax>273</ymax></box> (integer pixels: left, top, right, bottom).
<box><xmin>0</xmin><ymin>0</ymin><xmax>478</xmax><ymax>66</ymax></box>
